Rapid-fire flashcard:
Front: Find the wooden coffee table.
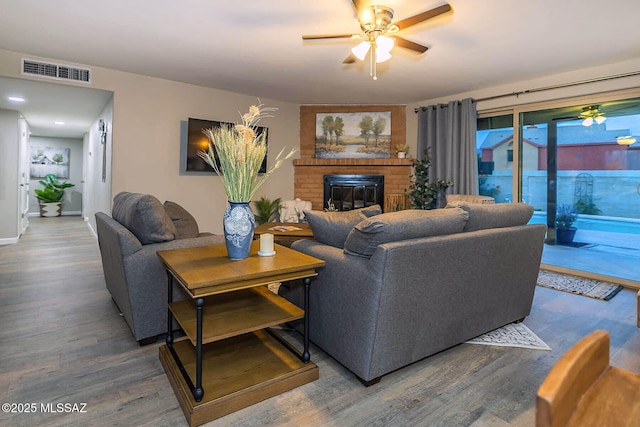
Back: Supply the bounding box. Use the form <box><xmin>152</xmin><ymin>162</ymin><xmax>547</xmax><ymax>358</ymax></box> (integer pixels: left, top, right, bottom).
<box><xmin>254</xmin><ymin>222</ymin><xmax>314</xmax><ymax>247</ymax></box>
<box><xmin>157</xmin><ymin>241</ymin><xmax>325</xmax><ymax>426</ymax></box>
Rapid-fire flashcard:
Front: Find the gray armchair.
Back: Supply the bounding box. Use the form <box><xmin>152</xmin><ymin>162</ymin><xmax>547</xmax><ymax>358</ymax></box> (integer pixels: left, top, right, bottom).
<box><xmin>95</xmin><ymin>192</ymin><xmax>224</xmax><ymax>344</ymax></box>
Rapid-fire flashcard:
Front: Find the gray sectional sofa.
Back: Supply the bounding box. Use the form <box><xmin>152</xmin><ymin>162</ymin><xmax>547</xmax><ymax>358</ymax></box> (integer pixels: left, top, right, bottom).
<box><xmin>95</xmin><ymin>192</ymin><xmax>224</xmax><ymax>344</ymax></box>
<box><xmin>279</xmin><ymin>202</ymin><xmax>546</xmax><ymax>384</ymax></box>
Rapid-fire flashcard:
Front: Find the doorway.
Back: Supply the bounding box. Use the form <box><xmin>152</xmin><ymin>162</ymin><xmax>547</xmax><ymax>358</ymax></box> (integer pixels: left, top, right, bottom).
<box><xmin>0</xmin><ymin>76</ymin><xmax>113</xmax><ymax>238</ymax></box>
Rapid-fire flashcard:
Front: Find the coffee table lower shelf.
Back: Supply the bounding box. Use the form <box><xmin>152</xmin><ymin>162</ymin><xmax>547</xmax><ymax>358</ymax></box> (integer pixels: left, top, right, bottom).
<box><xmin>159</xmin><ymin>330</ymin><xmax>318</xmax><ymax>427</ymax></box>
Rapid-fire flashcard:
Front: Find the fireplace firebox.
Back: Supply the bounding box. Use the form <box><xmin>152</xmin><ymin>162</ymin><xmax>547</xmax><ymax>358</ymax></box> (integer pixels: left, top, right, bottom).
<box><xmin>323</xmin><ymin>175</ymin><xmax>384</xmax><ymax>211</ymax></box>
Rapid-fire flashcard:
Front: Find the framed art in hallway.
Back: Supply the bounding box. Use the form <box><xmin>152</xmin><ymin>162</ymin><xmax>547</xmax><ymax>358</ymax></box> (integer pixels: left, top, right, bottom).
<box><xmin>30</xmin><ymin>146</ymin><xmax>70</xmax><ymax>179</ymax></box>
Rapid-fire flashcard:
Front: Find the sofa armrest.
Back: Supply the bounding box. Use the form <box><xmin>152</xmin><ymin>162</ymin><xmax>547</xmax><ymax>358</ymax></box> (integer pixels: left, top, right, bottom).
<box><xmin>286</xmin><ymin>239</ymin><xmax>384</xmax><ymax>380</ymax></box>
<box><xmin>120</xmin><ymin>233</ymin><xmax>225</xmax><ymax>339</ymax></box>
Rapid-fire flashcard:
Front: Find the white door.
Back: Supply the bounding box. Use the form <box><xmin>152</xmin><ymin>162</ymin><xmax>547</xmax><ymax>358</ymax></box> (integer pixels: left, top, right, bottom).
<box><xmin>18</xmin><ymin>116</ymin><xmax>29</xmax><ymax>234</ymax></box>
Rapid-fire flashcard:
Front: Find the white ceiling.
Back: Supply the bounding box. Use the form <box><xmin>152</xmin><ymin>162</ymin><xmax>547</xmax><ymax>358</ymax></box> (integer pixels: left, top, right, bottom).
<box><xmin>0</xmin><ymin>0</ymin><xmax>639</xmax><ymax>137</ymax></box>
<box><xmin>0</xmin><ymin>76</ymin><xmax>112</xmax><ymax>138</ymax></box>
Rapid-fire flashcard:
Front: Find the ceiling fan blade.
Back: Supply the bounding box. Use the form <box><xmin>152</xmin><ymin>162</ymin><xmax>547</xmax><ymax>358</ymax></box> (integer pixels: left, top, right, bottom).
<box><xmin>553</xmin><ymin>116</ymin><xmax>580</xmax><ymax>121</ymax></box>
<box><xmin>343</xmin><ymin>54</ymin><xmax>357</xmax><ymax>64</ymax></box>
<box><xmin>394</xmin><ymin>3</ymin><xmax>452</xmax><ymax>31</ymax></box>
<box><xmin>394</xmin><ymin>37</ymin><xmax>428</xmax><ymax>54</ymax></box>
<box><xmin>302</xmin><ymin>34</ymin><xmax>354</xmax><ymax>40</ymax></box>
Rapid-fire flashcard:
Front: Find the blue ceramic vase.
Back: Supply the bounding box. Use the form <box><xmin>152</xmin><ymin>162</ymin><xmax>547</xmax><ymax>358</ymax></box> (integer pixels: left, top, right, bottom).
<box><xmin>223</xmin><ymin>202</ymin><xmax>255</xmax><ymax>260</ymax></box>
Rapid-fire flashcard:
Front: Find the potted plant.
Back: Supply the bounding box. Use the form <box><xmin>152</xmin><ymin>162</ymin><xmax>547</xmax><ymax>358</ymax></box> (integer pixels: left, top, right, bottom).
<box><xmin>34</xmin><ymin>173</ymin><xmax>75</xmax><ymax>217</ymax></box>
<box><xmin>408</xmin><ymin>149</ymin><xmax>453</xmax><ymax>209</ymax></box>
<box><xmin>555</xmin><ymin>204</ymin><xmax>578</xmax><ymax>245</ymax></box>
<box><xmin>395</xmin><ymin>144</ymin><xmax>409</xmax><ymax>159</ymax></box>
<box><xmin>253</xmin><ymin>196</ymin><xmax>282</xmax><ymax>225</ymax></box>
<box><xmin>198</xmin><ymin>102</ymin><xmax>297</xmax><ymax>259</ymax></box>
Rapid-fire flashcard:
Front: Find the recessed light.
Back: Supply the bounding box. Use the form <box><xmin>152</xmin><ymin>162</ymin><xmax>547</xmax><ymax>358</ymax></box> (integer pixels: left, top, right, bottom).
<box><xmin>55</xmin><ymin>121</ymin><xmax>65</xmax><ymax>125</ymax></box>
<box><xmin>8</xmin><ymin>96</ymin><xmax>25</xmax><ymax>102</ymax></box>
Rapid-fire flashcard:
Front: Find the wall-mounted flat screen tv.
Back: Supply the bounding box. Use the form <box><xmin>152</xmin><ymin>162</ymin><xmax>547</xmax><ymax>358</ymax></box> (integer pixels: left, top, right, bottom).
<box><xmin>185</xmin><ymin>118</ymin><xmax>268</xmax><ymax>173</ymax></box>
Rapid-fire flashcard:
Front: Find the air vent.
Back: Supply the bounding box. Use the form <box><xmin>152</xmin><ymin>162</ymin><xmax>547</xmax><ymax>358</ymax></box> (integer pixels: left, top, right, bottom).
<box><xmin>22</xmin><ymin>59</ymin><xmax>91</xmax><ymax>83</ymax></box>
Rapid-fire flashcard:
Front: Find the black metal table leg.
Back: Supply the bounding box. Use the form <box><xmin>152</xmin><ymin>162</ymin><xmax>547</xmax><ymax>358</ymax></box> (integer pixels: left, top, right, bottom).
<box><xmin>165</xmin><ymin>271</ymin><xmax>200</xmax><ymax>400</ymax></box>
<box><xmin>193</xmin><ymin>297</ymin><xmax>205</xmax><ymax>402</ymax></box>
<box><xmin>166</xmin><ymin>271</ymin><xmax>174</xmax><ymax>346</ymax></box>
<box><xmin>302</xmin><ymin>277</ymin><xmax>311</xmax><ymax>363</ymax></box>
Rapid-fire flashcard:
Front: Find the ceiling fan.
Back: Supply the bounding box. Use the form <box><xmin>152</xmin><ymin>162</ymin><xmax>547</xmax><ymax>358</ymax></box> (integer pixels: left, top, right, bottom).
<box><xmin>554</xmin><ymin>105</ymin><xmax>608</xmax><ymax>127</ymax></box>
<box><xmin>302</xmin><ymin>1</ymin><xmax>452</xmax><ymax>80</ymax></box>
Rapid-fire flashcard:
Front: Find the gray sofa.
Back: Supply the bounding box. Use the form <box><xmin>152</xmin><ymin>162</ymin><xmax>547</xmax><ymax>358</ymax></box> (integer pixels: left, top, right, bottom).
<box><xmin>280</xmin><ymin>202</ymin><xmax>546</xmax><ymax>384</ymax></box>
<box><xmin>95</xmin><ymin>192</ymin><xmax>224</xmax><ymax>344</ymax></box>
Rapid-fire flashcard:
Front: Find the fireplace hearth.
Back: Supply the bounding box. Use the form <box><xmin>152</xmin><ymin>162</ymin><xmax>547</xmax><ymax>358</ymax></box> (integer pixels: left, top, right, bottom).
<box><xmin>323</xmin><ymin>175</ymin><xmax>384</xmax><ymax>211</ymax></box>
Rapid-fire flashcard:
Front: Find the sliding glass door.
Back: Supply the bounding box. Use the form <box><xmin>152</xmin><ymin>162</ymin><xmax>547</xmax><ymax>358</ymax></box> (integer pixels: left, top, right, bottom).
<box><xmin>477</xmin><ymin>96</ymin><xmax>640</xmax><ymax>282</ymax></box>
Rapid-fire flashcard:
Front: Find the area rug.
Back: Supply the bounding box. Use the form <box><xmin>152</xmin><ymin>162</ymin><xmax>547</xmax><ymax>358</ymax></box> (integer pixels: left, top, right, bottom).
<box><xmin>466</xmin><ymin>323</ymin><xmax>551</xmax><ymax>350</ymax></box>
<box><xmin>537</xmin><ymin>270</ymin><xmax>624</xmax><ymax>301</ymax></box>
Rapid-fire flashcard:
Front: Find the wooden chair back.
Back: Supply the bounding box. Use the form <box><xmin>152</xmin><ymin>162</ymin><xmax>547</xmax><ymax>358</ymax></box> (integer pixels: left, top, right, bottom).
<box><xmin>536</xmin><ymin>330</ymin><xmax>609</xmax><ymax>427</ymax></box>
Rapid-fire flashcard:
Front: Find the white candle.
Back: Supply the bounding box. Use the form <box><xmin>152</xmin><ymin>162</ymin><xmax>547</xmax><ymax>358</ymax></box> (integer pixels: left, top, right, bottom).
<box><xmin>260</xmin><ymin>233</ymin><xmax>274</xmax><ymax>254</ymax></box>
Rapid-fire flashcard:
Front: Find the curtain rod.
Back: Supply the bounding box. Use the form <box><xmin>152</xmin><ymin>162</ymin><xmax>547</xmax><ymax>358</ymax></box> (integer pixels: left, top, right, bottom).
<box><xmin>414</xmin><ymin>70</ymin><xmax>640</xmax><ymax>113</ymax></box>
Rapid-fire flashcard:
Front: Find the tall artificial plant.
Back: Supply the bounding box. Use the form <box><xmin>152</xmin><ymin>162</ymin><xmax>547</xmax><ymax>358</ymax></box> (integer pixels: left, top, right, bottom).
<box><xmin>408</xmin><ymin>149</ymin><xmax>453</xmax><ymax>210</ymax></box>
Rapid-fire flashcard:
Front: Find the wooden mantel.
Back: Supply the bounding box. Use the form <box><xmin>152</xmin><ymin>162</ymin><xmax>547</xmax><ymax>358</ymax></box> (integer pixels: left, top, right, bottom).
<box><xmin>294</xmin><ymin>105</ymin><xmax>413</xmax><ymax>210</ymax></box>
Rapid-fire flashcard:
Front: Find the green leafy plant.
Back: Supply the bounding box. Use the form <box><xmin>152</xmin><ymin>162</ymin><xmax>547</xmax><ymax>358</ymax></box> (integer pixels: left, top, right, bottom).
<box><xmin>575</xmin><ymin>198</ymin><xmax>601</xmax><ymax>215</ymax></box>
<box><xmin>408</xmin><ymin>149</ymin><xmax>453</xmax><ymax>210</ymax></box>
<box><xmin>479</xmin><ymin>176</ymin><xmax>500</xmax><ymax>198</ymax></box>
<box><xmin>253</xmin><ymin>197</ymin><xmax>282</xmax><ymax>225</ymax></box>
<box><xmin>555</xmin><ymin>204</ymin><xmax>578</xmax><ymax>229</ymax></box>
<box><xmin>34</xmin><ymin>173</ymin><xmax>75</xmax><ymax>203</ymax></box>
<box><xmin>395</xmin><ymin>144</ymin><xmax>409</xmax><ymax>154</ymax></box>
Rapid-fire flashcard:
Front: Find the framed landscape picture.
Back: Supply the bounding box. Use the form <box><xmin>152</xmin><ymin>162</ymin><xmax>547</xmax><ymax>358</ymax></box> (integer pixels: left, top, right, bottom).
<box><xmin>315</xmin><ymin>111</ymin><xmax>392</xmax><ymax>159</ymax></box>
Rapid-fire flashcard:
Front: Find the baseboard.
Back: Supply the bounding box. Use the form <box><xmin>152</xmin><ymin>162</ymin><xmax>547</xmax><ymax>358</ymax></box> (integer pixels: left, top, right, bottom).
<box><xmin>28</xmin><ymin>211</ymin><xmax>83</xmax><ymax>217</ymax></box>
<box><xmin>87</xmin><ymin>221</ymin><xmax>98</xmax><ymax>239</ymax></box>
<box><xmin>0</xmin><ymin>237</ymin><xmax>19</xmax><ymax>245</ymax></box>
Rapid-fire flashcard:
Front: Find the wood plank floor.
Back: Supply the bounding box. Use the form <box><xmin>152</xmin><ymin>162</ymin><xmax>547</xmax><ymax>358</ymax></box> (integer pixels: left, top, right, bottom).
<box><xmin>1</xmin><ymin>217</ymin><xmax>638</xmax><ymax>427</ymax></box>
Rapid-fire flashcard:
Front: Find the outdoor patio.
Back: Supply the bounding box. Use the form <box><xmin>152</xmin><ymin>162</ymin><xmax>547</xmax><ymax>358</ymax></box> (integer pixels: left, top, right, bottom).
<box><xmin>541</xmin><ymin>228</ymin><xmax>640</xmax><ymax>284</ymax></box>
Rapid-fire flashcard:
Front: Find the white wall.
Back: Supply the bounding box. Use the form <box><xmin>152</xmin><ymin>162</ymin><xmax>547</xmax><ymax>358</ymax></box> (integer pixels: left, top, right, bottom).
<box><xmin>0</xmin><ymin>108</ymin><xmax>20</xmax><ymax>242</ymax></box>
<box><xmin>29</xmin><ymin>136</ymin><xmax>84</xmax><ymax>215</ymax></box>
<box><xmin>0</xmin><ymin>48</ymin><xmax>299</xmax><ymax>235</ymax></box>
<box><xmin>84</xmin><ymin>97</ymin><xmax>114</xmax><ymax>233</ymax></box>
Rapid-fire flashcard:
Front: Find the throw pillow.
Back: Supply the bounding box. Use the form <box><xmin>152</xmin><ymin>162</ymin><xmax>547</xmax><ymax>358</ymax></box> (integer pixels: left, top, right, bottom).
<box><xmin>112</xmin><ymin>192</ymin><xmax>177</xmax><ymax>244</ymax></box>
<box><xmin>164</xmin><ymin>201</ymin><xmax>199</xmax><ymax>239</ymax></box>
<box><xmin>304</xmin><ymin>208</ymin><xmax>375</xmax><ymax>248</ymax></box>
<box><xmin>360</xmin><ymin>204</ymin><xmax>383</xmax><ymax>217</ymax></box>
<box><xmin>344</xmin><ymin>208</ymin><xmax>469</xmax><ymax>258</ymax></box>
<box><xmin>446</xmin><ymin>201</ymin><xmax>534</xmax><ymax>232</ymax></box>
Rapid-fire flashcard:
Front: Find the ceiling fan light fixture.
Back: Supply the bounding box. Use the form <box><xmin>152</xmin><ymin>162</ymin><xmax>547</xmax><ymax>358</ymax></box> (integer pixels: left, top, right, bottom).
<box><xmin>376</xmin><ymin>35</ymin><xmax>394</xmax><ymax>52</ymax></box>
<box><xmin>595</xmin><ymin>114</ymin><xmax>606</xmax><ymax>125</ymax></box>
<box><xmin>616</xmin><ymin>136</ymin><xmax>637</xmax><ymax>145</ymax></box>
<box><xmin>581</xmin><ymin>117</ymin><xmax>594</xmax><ymax>127</ymax></box>
<box><xmin>376</xmin><ymin>49</ymin><xmax>392</xmax><ymax>63</ymax></box>
<box><xmin>352</xmin><ymin>41</ymin><xmax>371</xmax><ymax>60</ymax></box>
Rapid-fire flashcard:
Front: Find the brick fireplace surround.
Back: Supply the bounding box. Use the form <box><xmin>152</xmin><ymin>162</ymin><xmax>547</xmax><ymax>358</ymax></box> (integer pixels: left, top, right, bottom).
<box><xmin>294</xmin><ymin>105</ymin><xmax>413</xmax><ymax>210</ymax></box>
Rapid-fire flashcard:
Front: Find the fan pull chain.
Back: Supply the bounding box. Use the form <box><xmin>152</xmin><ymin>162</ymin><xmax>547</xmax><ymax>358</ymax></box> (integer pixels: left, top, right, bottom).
<box><xmin>371</xmin><ymin>40</ymin><xmax>377</xmax><ymax>80</ymax></box>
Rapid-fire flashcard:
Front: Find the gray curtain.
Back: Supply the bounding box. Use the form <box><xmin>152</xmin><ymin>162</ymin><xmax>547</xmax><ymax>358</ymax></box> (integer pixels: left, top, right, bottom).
<box><xmin>416</xmin><ymin>98</ymin><xmax>478</xmax><ymax>195</ymax></box>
